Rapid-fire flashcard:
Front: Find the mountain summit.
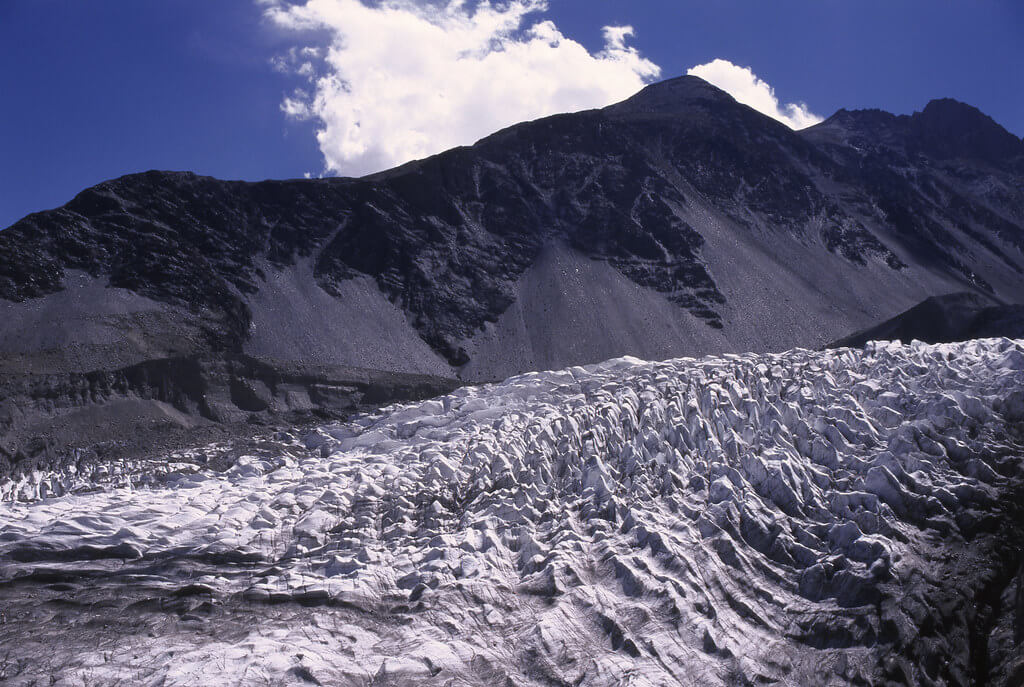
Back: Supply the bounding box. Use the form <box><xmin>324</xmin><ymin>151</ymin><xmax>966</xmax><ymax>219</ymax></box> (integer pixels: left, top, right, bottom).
<box><xmin>606</xmin><ymin>74</ymin><xmax>738</xmax><ymax>115</ymax></box>
<box><xmin>810</xmin><ymin>97</ymin><xmax>1024</xmax><ymax>168</ymax></box>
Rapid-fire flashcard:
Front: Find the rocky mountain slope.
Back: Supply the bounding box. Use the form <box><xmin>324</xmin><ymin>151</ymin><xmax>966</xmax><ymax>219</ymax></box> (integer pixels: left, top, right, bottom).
<box><xmin>1</xmin><ymin>75</ymin><xmax>1023</xmax><ymax>468</ymax></box>
<box><xmin>1</xmin><ymin>339</ymin><xmax>1022</xmax><ymax>685</ymax></box>
<box><xmin>830</xmin><ymin>292</ymin><xmax>1024</xmax><ymax>348</ymax></box>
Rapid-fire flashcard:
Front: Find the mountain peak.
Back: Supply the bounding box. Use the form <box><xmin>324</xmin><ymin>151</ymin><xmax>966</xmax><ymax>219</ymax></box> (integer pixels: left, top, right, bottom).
<box><xmin>818</xmin><ymin>107</ymin><xmax>898</xmax><ymax>130</ymax></box>
<box><xmin>910</xmin><ymin>97</ymin><xmax>1024</xmax><ymax>165</ymax></box>
<box><xmin>805</xmin><ymin>98</ymin><xmax>1023</xmax><ymax>167</ymax></box>
<box><xmin>605</xmin><ymin>75</ymin><xmax>735</xmax><ymax>116</ymax></box>
<box><xmin>918</xmin><ymin>97</ymin><xmax>988</xmax><ymax>122</ymax></box>
<box><xmin>803</xmin><ymin>107</ymin><xmax>901</xmax><ymax>144</ymax></box>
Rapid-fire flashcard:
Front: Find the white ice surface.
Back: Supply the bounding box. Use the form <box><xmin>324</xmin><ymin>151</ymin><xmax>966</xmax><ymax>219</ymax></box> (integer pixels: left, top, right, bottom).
<box><xmin>1</xmin><ymin>339</ymin><xmax>1023</xmax><ymax>685</ymax></box>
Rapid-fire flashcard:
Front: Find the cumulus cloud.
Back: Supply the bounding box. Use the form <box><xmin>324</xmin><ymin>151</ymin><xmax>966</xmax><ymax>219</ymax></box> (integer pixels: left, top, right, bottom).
<box><xmin>262</xmin><ymin>0</ymin><xmax>660</xmax><ymax>176</ymax></box>
<box><xmin>687</xmin><ymin>58</ymin><xmax>822</xmax><ymax>129</ymax></box>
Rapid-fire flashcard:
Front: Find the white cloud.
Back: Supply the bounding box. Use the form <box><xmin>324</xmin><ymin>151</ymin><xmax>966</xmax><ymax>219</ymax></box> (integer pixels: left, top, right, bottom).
<box><xmin>281</xmin><ymin>89</ymin><xmax>312</xmax><ymax>118</ymax></box>
<box><xmin>262</xmin><ymin>0</ymin><xmax>660</xmax><ymax>176</ymax></box>
<box><xmin>270</xmin><ymin>46</ymin><xmax>319</xmax><ymax>81</ymax></box>
<box><xmin>687</xmin><ymin>58</ymin><xmax>822</xmax><ymax>129</ymax></box>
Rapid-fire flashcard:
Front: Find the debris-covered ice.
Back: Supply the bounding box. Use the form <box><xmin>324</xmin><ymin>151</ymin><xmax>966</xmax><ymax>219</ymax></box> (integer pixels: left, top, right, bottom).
<box><xmin>1</xmin><ymin>339</ymin><xmax>1023</xmax><ymax>685</ymax></box>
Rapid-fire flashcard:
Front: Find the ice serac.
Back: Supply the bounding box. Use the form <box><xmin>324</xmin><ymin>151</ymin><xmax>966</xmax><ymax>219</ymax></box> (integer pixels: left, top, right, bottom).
<box><xmin>1</xmin><ymin>339</ymin><xmax>1022</xmax><ymax>685</ymax></box>
<box><xmin>2</xmin><ymin>75</ymin><xmax>1024</xmax><ymax>468</ymax></box>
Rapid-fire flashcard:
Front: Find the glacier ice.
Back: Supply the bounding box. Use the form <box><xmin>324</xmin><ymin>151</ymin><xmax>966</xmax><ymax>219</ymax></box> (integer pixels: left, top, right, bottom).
<box><xmin>0</xmin><ymin>339</ymin><xmax>1023</xmax><ymax>685</ymax></box>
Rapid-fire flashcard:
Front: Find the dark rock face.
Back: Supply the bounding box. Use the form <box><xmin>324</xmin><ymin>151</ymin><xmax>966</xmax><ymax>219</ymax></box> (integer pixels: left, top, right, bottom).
<box><xmin>0</xmin><ymin>173</ymin><xmax>358</xmax><ymax>351</ymax></box>
<box><xmin>829</xmin><ymin>292</ymin><xmax>1024</xmax><ymax>348</ymax></box>
<box><xmin>802</xmin><ymin>100</ymin><xmax>1024</xmax><ymax>291</ymax></box>
<box><xmin>3</xmin><ymin>76</ymin><xmax>1022</xmax><ymax>369</ymax></box>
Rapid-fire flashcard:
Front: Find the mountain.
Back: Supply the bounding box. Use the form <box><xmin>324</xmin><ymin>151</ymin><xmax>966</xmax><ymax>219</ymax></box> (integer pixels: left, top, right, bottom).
<box><xmin>830</xmin><ymin>292</ymin><xmax>1024</xmax><ymax>348</ymax></box>
<box><xmin>2</xmin><ymin>340</ymin><xmax>1023</xmax><ymax>685</ymax></box>
<box><xmin>1</xmin><ymin>75</ymin><xmax>1023</xmax><ymax>468</ymax></box>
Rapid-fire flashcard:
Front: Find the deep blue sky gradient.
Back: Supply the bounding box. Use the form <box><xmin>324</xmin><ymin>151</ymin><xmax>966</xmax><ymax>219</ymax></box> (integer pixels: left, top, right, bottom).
<box><xmin>2</xmin><ymin>0</ymin><xmax>1022</xmax><ymax>229</ymax></box>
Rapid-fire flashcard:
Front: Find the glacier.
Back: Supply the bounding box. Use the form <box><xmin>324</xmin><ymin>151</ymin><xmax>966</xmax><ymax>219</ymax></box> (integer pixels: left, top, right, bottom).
<box><xmin>1</xmin><ymin>339</ymin><xmax>1023</xmax><ymax>685</ymax></box>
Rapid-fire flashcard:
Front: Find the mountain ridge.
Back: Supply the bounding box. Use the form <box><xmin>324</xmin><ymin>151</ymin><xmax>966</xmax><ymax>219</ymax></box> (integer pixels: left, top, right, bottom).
<box><xmin>806</xmin><ymin>97</ymin><xmax>1024</xmax><ymax>172</ymax></box>
<box><xmin>1</xmin><ymin>75</ymin><xmax>1023</xmax><ymax>468</ymax></box>
<box><xmin>3</xmin><ymin>75</ymin><xmax>1022</xmax><ymax>369</ymax></box>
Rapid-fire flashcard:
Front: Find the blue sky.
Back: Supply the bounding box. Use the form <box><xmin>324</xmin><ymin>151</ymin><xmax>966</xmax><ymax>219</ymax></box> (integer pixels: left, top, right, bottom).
<box><xmin>2</xmin><ymin>1</ymin><xmax>1022</xmax><ymax>229</ymax></box>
